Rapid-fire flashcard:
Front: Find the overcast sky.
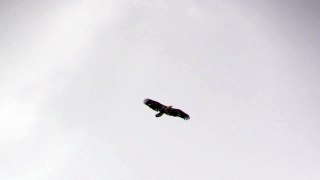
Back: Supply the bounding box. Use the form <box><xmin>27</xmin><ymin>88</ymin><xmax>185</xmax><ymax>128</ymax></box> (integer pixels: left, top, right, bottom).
<box><xmin>1</xmin><ymin>0</ymin><xmax>320</xmax><ymax>179</ymax></box>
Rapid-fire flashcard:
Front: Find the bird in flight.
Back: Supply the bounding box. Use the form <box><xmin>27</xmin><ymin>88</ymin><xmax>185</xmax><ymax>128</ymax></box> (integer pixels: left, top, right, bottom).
<box><xmin>143</xmin><ymin>98</ymin><xmax>190</xmax><ymax>120</ymax></box>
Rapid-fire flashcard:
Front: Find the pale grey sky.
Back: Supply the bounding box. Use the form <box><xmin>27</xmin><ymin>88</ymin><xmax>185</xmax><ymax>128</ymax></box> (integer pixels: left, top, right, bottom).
<box><xmin>1</xmin><ymin>0</ymin><xmax>320</xmax><ymax>179</ymax></box>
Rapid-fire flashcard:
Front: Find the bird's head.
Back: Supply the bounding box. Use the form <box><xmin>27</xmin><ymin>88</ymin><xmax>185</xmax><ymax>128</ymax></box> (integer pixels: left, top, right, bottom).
<box><xmin>167</xmin><ymin>105</ymin><xmax>173</xmax><ymax>109</ymax></box>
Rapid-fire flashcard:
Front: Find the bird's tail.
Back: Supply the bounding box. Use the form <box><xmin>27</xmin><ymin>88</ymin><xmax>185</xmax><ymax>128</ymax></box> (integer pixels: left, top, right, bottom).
<box><xmin>155</xmin><ymin>112</ymin><xmax>163</xmax><ymax>117</ymax></box>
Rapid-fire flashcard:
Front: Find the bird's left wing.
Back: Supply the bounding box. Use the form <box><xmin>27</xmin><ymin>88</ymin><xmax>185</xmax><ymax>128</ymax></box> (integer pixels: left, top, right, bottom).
<box><xmin>144</xmin><ymin>98</ymin><xmax>166</xmax><ymax>112</ymax></box>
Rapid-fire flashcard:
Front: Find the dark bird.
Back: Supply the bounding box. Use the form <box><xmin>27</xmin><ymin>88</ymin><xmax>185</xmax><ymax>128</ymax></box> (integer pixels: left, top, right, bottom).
<box><xmin>143</xmin><ymin>98</ymin><xmax>190</xmax><ymax>120</ymax></box>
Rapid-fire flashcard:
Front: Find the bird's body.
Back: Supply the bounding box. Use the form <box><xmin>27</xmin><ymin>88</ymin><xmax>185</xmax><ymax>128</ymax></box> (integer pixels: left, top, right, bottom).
<box><xmin>143</xmin><ymin>98</ymin><xmax>190</xmax><ymax>120</ymax></box>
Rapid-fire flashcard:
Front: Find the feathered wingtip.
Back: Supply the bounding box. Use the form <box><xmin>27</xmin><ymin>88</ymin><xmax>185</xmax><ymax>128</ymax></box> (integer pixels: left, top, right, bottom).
<box><xmin>143</xmin><ymin>98</ymin><xmax>149</xmax><ymax>104</ymax></box>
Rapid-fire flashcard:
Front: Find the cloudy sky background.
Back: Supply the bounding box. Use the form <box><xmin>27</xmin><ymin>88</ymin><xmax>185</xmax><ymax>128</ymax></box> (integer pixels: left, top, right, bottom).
<box><xmin>1</xmin><ymin>0</ymin><xmax>319</xmax><ymax>179</ymax></box>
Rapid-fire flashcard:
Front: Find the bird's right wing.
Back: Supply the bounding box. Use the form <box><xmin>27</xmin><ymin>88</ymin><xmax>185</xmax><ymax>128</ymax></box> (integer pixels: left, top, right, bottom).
<box><xmin>143</xmin><ymin>98</ymin><xmax>166</xmax><ymax>112</ymax></box>
<box><xmin>167</xmin><ymin>108</ymin><xmax>190</xmax><ymax>120</ymax></box>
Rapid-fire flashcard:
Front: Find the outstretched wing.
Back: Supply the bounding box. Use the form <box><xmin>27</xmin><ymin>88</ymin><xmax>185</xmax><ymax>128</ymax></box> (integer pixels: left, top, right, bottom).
<box><xmin>167</xmin><ymin>108</ymin><xmax>190</xmax><ymax>120</ymax></box>
<box><xmin>144</xmin><ymin>98</ymin><xmax>166</xmax><ymax>112</ymax></box>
